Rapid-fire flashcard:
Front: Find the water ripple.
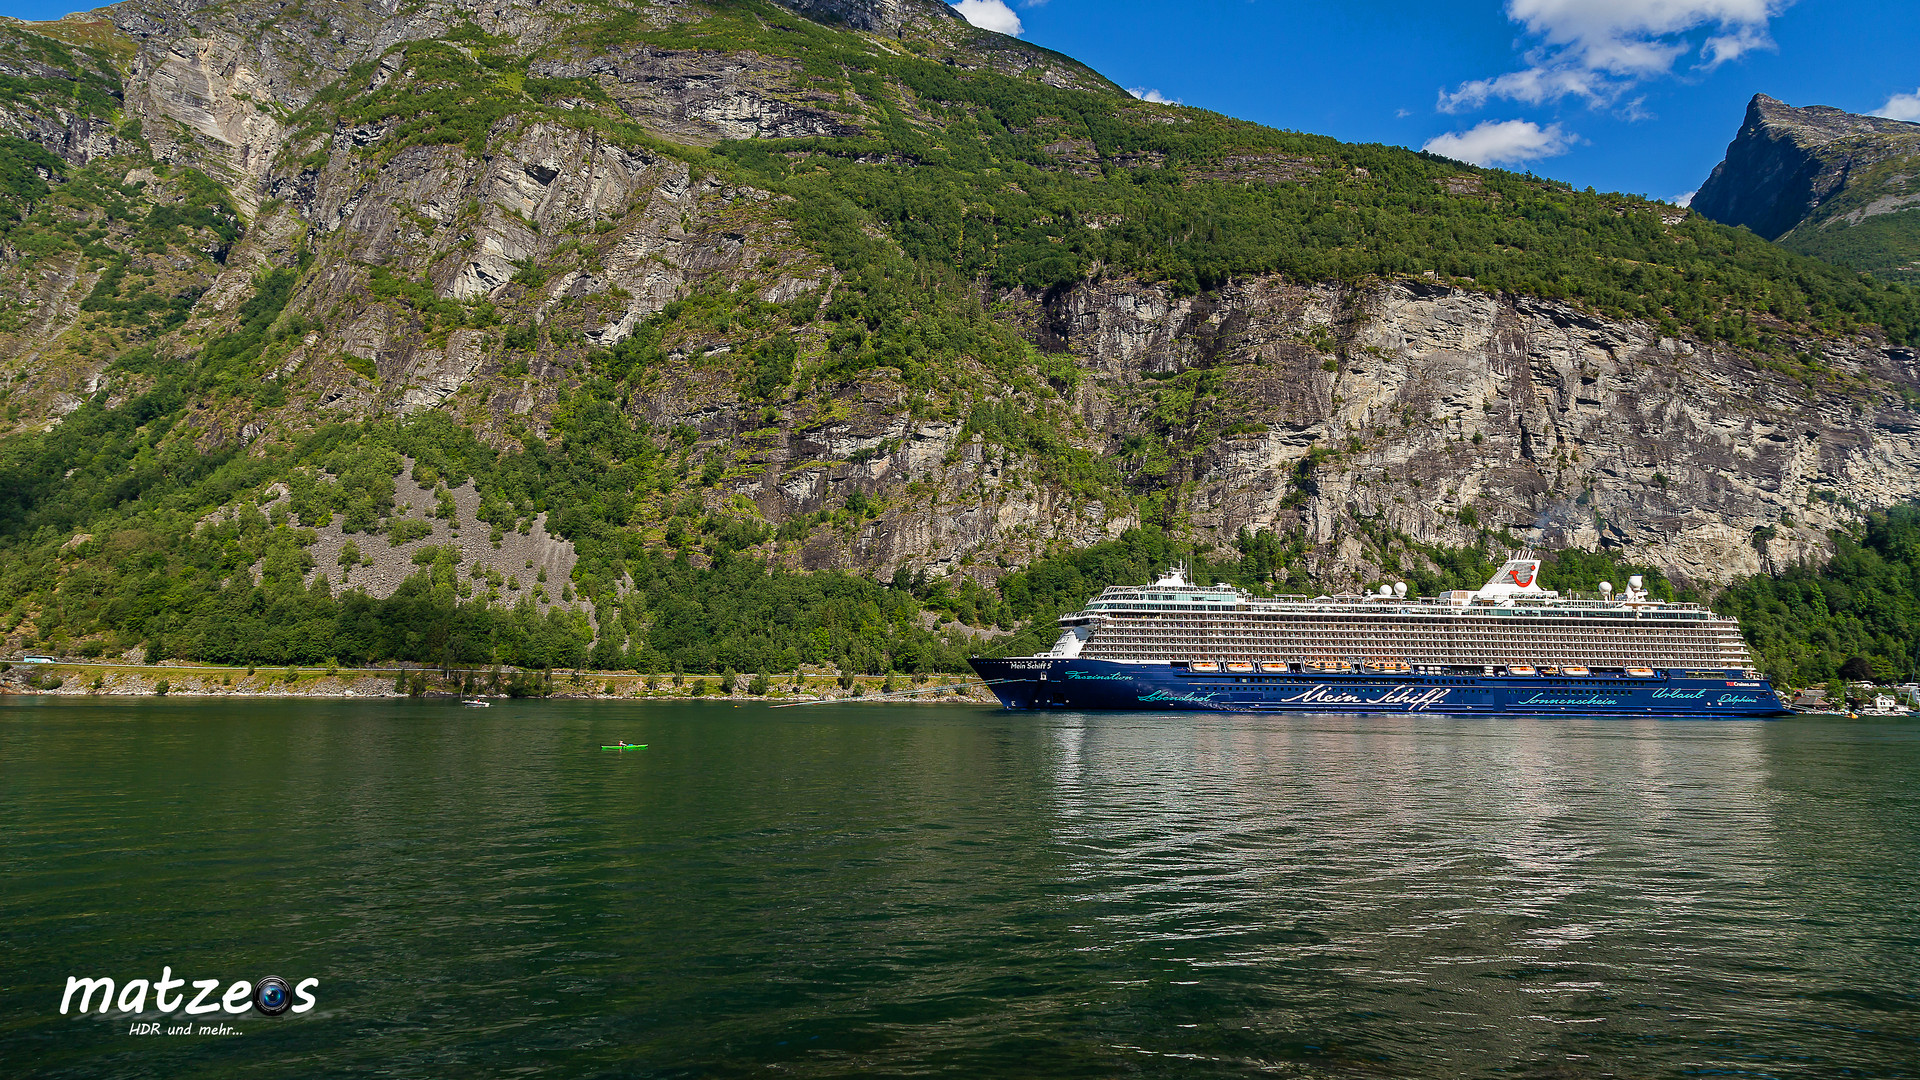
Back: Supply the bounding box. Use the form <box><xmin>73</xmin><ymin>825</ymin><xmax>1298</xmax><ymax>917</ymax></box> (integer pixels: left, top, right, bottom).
<box><xmin>3</xmin><ymin>700</ymin><xmax>1917</xmax><ymax>1078</ymax></box>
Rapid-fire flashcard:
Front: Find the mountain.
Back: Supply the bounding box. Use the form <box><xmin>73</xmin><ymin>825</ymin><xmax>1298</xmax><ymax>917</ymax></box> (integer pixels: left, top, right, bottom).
<box><xmin>1</xmin><ymin>0</ymin><xmax>1919</xmax><ymax>678</ymax></box>
<box><xmin>1694</xmin><ymin>93</ymin><xmax>1920</xmax><ymax>282</ymax></box>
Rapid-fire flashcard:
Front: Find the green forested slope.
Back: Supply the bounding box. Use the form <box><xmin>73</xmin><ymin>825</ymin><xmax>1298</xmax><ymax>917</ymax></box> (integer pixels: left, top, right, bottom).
<box><xmin>0</xmin><ymin>0</ymin><xmax>1918</xmax><ymax>681</ymax></box>
<box><xmin>1716</xmin><ymin>506</ymin><xmax>1920</xmax><ymax>686</ymax></box>
<box><xmin>270</xmin><ymin>1</ymin><xmax>1920</xmax><ymax>347</ymax></box>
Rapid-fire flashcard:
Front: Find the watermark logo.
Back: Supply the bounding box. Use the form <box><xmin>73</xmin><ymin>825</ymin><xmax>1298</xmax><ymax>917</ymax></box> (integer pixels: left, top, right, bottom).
<box><xmin>60</xmin><ymin>968</ymin><xmax>317</xmax><ymax>1035</ymax></box>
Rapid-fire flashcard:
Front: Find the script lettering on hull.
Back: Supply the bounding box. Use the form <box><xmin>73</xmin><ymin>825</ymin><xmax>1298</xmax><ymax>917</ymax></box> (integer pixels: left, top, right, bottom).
<box><xmin>1138</xmin><ymin>689</ymin><xmax>1224</xmax><ymax>704</ymax></box>
<box><xmin>1273</xmin><ymin>684</ymin><xmax>1454</xmax><ymax>711</ymax></box>
<box><xmin>1516</xmin><ymin>692</ymin><xmax>1625</xmax><ymax>707</ymax></box>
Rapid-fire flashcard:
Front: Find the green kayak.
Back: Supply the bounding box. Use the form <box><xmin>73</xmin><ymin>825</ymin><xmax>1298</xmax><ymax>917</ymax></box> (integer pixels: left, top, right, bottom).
<box><xmin>601</xmin><ymin>743</ymin><xmax>648</xmax><ymax>751</ymax></box>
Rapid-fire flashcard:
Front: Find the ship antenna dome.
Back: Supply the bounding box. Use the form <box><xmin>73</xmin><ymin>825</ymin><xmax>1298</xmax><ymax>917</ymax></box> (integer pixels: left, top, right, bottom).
<box><xmin>1599</xmin><ymin>581</ymin><xmax>1612</xmax><ymax>595</ymax></box>
<box><xmin>1394</xmin><ymin>581</ymin><xmax>1408</xmax><ymax>598</ymax></box>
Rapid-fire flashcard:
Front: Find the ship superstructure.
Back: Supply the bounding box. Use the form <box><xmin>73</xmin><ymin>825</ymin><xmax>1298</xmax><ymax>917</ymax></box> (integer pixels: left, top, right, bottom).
<box><xmin>1049</xmin><ymin>558</ymin><xmax>1752</xmax><ymax>671</ymax></box>
<box><xmin>969</xmin><ymin>557</ymin><xmax>1787</xmax><ymax>717</ymax></box>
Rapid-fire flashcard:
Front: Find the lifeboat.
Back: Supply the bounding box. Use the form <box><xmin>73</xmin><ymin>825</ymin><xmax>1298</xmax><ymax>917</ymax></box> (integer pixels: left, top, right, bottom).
<box><xmin>1363</xmin><ymin>659</ymin><xmax>1412</xmax><ymax>674</ymax></box>
<box><xmin>1625</xmin><ymin>667</ymin><xmax>1655</xmax><ymax>678</ymax></box>
<box><xmin>1561</xmin><ymin>665</ymin><xmax>1590</xmax><ymax>676</ymax></box>
<box><xmin>1258</xmin><ymin>662</ymin><xmax>1290</xmax><ymax>673</ymax></box>
<box><xmin>1507</xmin><ymin>665</ymin><xmax>1538</xmax><ymax>676</ymax></box>
<box><xmin>1225</xmin><ymin>661</ymin><xmax>1255</xmax><ymax>673</ymax></box>
<box><xmin>1190</xmin><ymin>661</ymin><xmax>1220</xmax><ymax>673</ymax></box>
<box><xmin>1304</xmin><ymin>659</ymin><xmax>1352</xmax><ymax>673</ymax></box>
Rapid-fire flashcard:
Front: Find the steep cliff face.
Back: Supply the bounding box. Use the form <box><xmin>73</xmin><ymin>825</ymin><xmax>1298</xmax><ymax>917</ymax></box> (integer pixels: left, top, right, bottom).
<box><xmin>1026</xmin><ymin>276</ymin><xmax>1920</xmax><ymax>585</ymax></box>
<box><xmin>2</xmin><ymin>0</ymin><xmax>1918</xmax><ymax>612</ymax></box>
<box><xmin>1694</xmin><ymin>93</ymin><xmax>1920</xmax><ymax>281</ymax></box>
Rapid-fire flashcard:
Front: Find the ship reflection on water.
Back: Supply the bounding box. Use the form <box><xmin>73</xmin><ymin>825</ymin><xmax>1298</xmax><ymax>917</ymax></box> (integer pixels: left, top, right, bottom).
<box><xmin>1036</xmin><ymin>713</ymin><xmax>1844</xmax><ymax>1070</ymax></box>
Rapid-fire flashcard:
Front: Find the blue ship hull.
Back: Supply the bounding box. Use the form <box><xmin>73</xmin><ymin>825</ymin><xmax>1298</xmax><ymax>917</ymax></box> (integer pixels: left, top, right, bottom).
<box><xmin>969</xmin><ymin>658</ymin><xmax>1791</xmax><ymax>717</ymax></box>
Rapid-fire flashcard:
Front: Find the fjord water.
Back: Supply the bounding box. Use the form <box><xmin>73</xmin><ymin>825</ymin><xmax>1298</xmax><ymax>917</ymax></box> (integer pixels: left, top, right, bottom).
<box><xmin>3</xmin><ymin>700</ymin><xmax>1915</xmax><ymax>1078</ymax></box>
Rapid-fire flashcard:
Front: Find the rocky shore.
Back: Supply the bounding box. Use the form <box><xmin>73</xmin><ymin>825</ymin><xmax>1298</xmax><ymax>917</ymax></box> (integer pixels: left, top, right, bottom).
<box><xmin>0</xmin><ymin>662</ymin><xmax>998</xmax><ymax>704</ymax></box>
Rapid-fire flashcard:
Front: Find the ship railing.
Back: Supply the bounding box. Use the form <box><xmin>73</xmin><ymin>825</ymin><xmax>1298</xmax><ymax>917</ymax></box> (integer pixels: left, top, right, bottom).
<box><xmin>1217</xmin><ymin>598</ymin><xmax>1720</xmax><ymax>618</ymax></box>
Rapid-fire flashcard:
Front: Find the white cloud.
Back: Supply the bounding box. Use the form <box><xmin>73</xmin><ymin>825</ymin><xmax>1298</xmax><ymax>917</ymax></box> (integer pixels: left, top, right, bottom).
<box><xmin>951</xmin><ymin>0</ymin><xmax>1023</xmax><ymax>36</ymax></box>
<box><xmin>1615</xmin><ymin>95</ymin><xmax>1653</xmax><ymax>121</ymax></box>
<box><xmin>1875</xmin><ymin>88</ymin><xmax>1920</xmax><ymax>122</ymax></box>
<box><xmin>1129</xmin><ymin>87</ymin><xmax>1181</xmax><ymax>105</ymax></box>
<box><xmin>1423</xmin><ymin>120</ymin><xmax>1575</xmax><ymax>167</ymax></box>
<box><xmin>1440</xmin><ymin>66</ymin><xmax>1611</xmax><ymax>112</ymax></box>
<box><xmin>1440</xmin><ymin>0</ymin><xmax>1790</xmax><ymax>113</ymax></box>
<box><xmin>1669</xmin><ymin>190</ymin><xmax>1696</xmax><ymax>207</ymax></box>
<box><xmin>1699</xmin><ymin>24</ymin><xmax>1772</xmax><ymax>67</ymax></box>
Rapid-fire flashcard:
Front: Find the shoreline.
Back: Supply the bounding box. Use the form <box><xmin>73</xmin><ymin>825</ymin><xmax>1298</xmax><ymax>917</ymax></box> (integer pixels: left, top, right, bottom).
<box><xmin>0</xmin><ymin>661</ymin><xmax>998</xmax><ymax>705</ymax></box>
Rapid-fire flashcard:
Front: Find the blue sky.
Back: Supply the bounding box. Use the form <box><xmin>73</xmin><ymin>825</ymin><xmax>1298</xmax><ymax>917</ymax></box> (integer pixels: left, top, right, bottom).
<box><xmin>3</xmin><ymin>0</ymin><xmax>1913</xmax><ymax>203</ymax></box>
<box><xmin>954</xmin><ymin>0</ymin><xmax>1920</xmax><ymax>205</ymax></box>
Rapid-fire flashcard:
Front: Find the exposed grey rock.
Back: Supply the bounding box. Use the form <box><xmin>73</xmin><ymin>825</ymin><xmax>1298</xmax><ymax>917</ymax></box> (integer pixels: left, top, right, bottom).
<box><xmin>531</xmin><ymin>48</ymin><xmax>866</xmax><ymax>146</ymax></box>
<box><xmin>773</xmin><ymin>0</ymin><xmax>963</xmax><ymax>35</ymax></box>
<box><xmin>1021</xmin><ymin>276</ymin><xmax>1920</xmax><ymax>589</ymax></box>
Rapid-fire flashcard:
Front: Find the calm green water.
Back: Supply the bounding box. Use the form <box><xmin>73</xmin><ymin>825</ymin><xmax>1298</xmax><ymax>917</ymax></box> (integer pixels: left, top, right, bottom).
<box><xmin>3</xmin><ymin>699</ymin><xmax>1917</xmax><ymax>1078</ymax></box>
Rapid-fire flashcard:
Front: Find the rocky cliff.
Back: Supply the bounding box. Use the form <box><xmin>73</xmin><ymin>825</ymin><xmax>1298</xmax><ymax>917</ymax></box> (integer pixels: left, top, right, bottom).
<box><xmin>1694</xmin><ymin>93</ymin><xmax>1920</xmax><ymax>281</ymax></box>
<box><xmin>775</xmin><ymin>0</ymin><xmax>960</xmax><ymax>34</ymax></box>
<box><xmin>1</xmin><ymin>0</ymin><xmax>1918</xmax><ymax>617</ymax></box>
<box><xmin>1023</xmin><ymin>275</ymin><xmax>1920</xmax><ymax>583</ymax></box>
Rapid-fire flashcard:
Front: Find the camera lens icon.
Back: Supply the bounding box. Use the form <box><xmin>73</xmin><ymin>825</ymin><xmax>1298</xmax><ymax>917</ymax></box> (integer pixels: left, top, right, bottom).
<box><xmin>253</xmin><ymin>976</ymin><xmax>291</xmax><ymax>1016</ymax></box>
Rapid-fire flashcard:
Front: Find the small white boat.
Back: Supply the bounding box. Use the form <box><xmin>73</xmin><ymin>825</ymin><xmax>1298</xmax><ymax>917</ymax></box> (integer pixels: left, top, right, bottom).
<box><xmin>1625</xmin><ymin>667</ymin><xmax>1655</xmax><ymax>678</ymax></box>
<box><xmin>462</xmin><ymin>699</ymin><xmax>492</xmax><ymax>708</ymax></box>
<box><xmin>1189</xmin><ymin>661</ymin><xmax>1220</xmax><ymax>673</ymax></box>
<box><xmin>1225</xmin><ymin>661</ymin><xmax>1255</xmax><ymax>673</ymax></box>
<box><xmin>1507</xmin><ymin>665</ymin><xmax>1538</xmax><ymax>676</ymax></box>
<box><xmin>1258</xmin><ymin>662</ymin><xmax>1290</xmax><ymax>673</ymax></box>
<box><xmin>1561</xmin><ymin>666</ymin><xmax>1590</xmax><ymax>676</ymax></box>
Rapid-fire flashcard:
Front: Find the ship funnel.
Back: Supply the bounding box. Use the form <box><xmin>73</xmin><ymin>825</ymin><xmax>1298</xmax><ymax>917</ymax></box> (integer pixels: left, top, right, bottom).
<box><xmin>1475</xmin><ymin>556</ymin><xmax>1550</xmax><ymax>599</ymax></box>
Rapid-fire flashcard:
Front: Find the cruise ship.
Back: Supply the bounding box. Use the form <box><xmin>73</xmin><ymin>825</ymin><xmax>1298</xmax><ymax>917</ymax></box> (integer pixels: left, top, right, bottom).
<box><xmin>968</xmin><ymin>556</ymin><xmax>1789</xmax><ymax>717</ymax></box>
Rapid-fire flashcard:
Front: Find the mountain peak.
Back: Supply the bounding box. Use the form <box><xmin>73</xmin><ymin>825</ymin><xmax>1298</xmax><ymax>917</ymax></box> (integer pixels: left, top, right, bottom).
<box><xmin>1744</xmin><ymin>91</ymin><xmax>1920</xmax><ymax>148</ymax></box>
<box><xmin>1693</xmin><ymin>93</ymin><xmax>1920</xmax><ymax>264</ymax></box>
